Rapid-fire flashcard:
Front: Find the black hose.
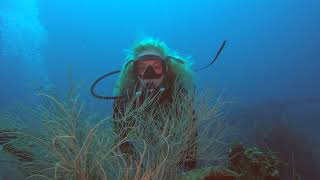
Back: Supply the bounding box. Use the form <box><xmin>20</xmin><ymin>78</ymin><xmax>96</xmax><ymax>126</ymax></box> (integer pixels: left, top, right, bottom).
<box><xmin>194</xmin><ymin>40</ymin><xmax>227</xmax><ymax>72</ymax></box>
<box><xmin>90</xmin><ymin>70</ymin><xmax>122</xmax><ymax>100</ymax></box>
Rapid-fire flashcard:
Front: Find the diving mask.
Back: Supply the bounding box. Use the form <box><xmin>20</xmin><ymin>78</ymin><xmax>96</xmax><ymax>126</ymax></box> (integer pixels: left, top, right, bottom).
<box><xmin>134</xmin><ymin>55</ymin><xmax>166</xmax><ymax>79</ymax></box>
<box><xmin>134</xmin><ymin>55</ymin><xmax>166</xmax><ymax>93</ymax></box>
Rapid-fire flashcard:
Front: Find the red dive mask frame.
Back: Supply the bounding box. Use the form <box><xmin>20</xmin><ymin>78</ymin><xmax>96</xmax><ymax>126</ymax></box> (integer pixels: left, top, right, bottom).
<box><xmin>133</xmin><ymin>55</ymin><xmax>166</xmax><ymax>80</ymax></box>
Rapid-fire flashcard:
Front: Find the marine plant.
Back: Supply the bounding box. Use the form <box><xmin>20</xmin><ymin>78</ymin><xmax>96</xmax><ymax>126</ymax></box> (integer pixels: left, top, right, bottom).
<box><xmin>0</xmin><ymin>85</ymin><xmax>232</xmax><ymax>180</ymax></box>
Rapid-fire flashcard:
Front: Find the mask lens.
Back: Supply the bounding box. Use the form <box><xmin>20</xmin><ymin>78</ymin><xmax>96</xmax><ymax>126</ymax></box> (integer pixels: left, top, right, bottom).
<box><xmin>135</xmin><ymin>60</ymin><xmax>163</xmax><ymax>76</ymax></box>
<box><xmin>152</xmin><ymin>61</ymin><xmax>163</xmax><ymax>74</ymax></box>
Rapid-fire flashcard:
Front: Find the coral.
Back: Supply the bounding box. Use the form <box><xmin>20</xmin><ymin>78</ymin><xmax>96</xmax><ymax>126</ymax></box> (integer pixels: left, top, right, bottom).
<box><xmin>179</xmin><ymin>142</ymin><xmax>283</xmax><ymax>180</ymax></box>
<box><xmin>256</xmin><ymin>120</ymin><xmax>320</xmax><ymax>180</ymax></box>
<box><xmin>228</xmin><ymin>143</ymin><xmax>282</xmax><ymax>180</ymax></box>
<box><xmin>239</xmin><ymin>99</ymin><xmax>320</xmax><ymax>179</ymax></box>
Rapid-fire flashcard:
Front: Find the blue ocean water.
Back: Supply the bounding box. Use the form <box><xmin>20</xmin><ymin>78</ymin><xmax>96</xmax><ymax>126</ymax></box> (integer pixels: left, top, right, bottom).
<box><xmin>1</xmin><ymin>0</ymin><xmax>320</xmax><ymax>179</ymax></box>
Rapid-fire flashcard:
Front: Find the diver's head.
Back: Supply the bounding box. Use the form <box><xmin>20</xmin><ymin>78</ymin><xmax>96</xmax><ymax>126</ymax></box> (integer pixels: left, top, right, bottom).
<box><xmin>113</xmin><ymin>38</ymin><xmax>193</xmax><ymax>97</ymax></box>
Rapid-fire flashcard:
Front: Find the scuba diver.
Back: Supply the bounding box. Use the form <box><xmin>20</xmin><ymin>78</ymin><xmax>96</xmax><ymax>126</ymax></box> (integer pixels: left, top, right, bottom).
<box><xmin>119</xmin><ymin>39</ymin><xmax>197</xmax><ymax>171</ymax></box>
<box><xmin>91</xmin><ymin>38</ymin><xmax>226</xmax><ymax>171</ymax></box>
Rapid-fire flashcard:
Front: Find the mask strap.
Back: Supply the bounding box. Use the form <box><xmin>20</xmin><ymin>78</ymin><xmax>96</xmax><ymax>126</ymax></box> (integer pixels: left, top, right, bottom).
<box><xmin>124</xmin><ymin>60</ymin><xmax>134</xmax><ymax>68</ymax></box>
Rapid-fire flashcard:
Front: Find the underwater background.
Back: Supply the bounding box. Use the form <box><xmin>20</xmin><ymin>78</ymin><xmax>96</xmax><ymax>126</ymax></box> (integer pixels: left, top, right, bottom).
<box><xmin>1</xmin><ymin>0</ymin><xmax>320</xmax><ymax>179</ymax></box>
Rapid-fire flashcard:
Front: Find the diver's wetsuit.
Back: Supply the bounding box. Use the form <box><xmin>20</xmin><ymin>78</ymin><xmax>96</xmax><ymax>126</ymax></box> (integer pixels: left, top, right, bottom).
<box><xmin>112</xmin><ymin>85</ymin><xmax>198</xmax><ymax>171</ymax></box>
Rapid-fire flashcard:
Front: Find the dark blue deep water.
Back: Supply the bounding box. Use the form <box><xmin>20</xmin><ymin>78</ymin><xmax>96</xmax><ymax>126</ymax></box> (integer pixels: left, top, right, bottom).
<box><xmin>1</xmin><ymin>0</ymin><xmax>320</xmax><ymax>179</ymax></box>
